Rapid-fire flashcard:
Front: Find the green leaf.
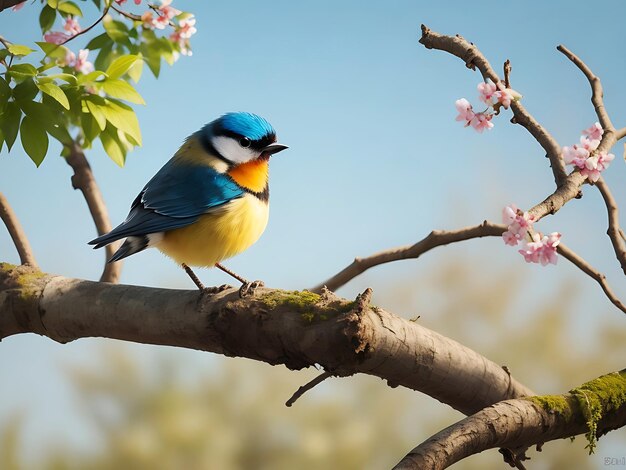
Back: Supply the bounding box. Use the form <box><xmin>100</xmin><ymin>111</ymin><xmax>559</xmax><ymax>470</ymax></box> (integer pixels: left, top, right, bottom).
<box><xmin>99</xmin><ymin>79</ymin><xmax>145</xmax><ymax>104</ymax></box>
<box><xmin>77</xmin><ymin>70</ymin><xmax>108</xmax><ymax>85</ymax></box>
<box><xmin>104</xmin><ymin>18</ymin><xmax>130</xmax><ymax>43</ymax></box>
<box><xmin>20</xmin><ymin>115</ymin><xmax>49</xmax><ymax>166</ymax></box>
<box><xmin>0</xmin><ymin>128</ymin><xmax>4</xmax><ymax>152</ymax></box>
<box><xmin>84</xmin><ymin>98</ymin><xmax>107</xmax><ymax>130</ymax></box>
<box><xmin>46</xmin><ymin>0</ymin><xmax>59</xmax><ymax>8</ymax></box>
<box><xmin>127</xmin><ymin>57</ymin><xmax>143</xmax><ymax>83</ymax></box>
<box><xmin>0</xmin><ymin>76</ymin><xmax>10</xmax><ymax>101</ymax></box>
<box><xmin>45</xmin><ymin>73</ymin><xmax>78</xmax><ymax>85</ymax></box>
<box><xmin>140</xmin><ymin>44</ymin><xmax>160</xmax><ymax>78</ymax></box>
<box><xmin>39</xmin><ymin>5</ymin><xmax>57</xmax><ymax>32</ymax></box>
<box><xmin>7</xmin><ymin>44</ymin><xmax>35</xmax><ymax>56</ymax></box>
<box><xmin>36</xmin><ymin>41</ymin><xmax>69</xmax><ymax>60</ymax></box>
<box><xmin>12</xmin><ymin>79</ymin><xmax>38</xmax><ymax>103</ymax></box>
<box><xmin>85</xmin><ymin>32</ymin><xmax>111</xmax><ymax>51</ymax></box>
<box><xmin>101</xmin><ymin>99</ymin><xmax>141</xmax><ymax>145</ymax></box>
<box><xmin>94</xmin><ymin>42</ymin><xmax>115</xmax><ymax>73</ymax></box>
<box><xmin>80</xmin><ymin>112</ymin><xmax>100</xmax><ymax>146</ymax></box>
<box><xmin>7</xmin><ymin>63</ymin><xmax>37</xmax><ymax>83</ymax></box>
<box><xmin>91</xmin><ymin>0</ymin><xmax>101</xmax><ymax>9</ymax></box>
<box><xmin>36</xmin><ymin>81</ymin><xmax>70</xmax><ymax>109</ymax></box>
<box><xmin>0</xmin><ymin>102</ymin><xmax>22</xmax><ymax>151</ymax></box>
<box><xmin>20</xmin><ymin>100</ymin><xmax>72</xmax><ymax>144</ymax></box>
<box><xmin>105</xmin><ymin>54</ymin><xmax>140</xmax><ymax>80</ymax></box>
<box><xmin>100</xmin><ymin>124</ymin><xmax>126</xmax><ymax>166</ymax></box>
<box><xmin>56</xmin><ymin>0</ymin><xmax>82</xmax><ymax>16</ymax></box>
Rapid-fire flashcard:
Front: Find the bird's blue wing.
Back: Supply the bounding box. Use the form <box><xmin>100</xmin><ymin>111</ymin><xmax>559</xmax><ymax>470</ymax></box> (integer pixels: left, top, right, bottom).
<box><xmin>89</xmin><ymin>160</ymin><xmax>243</xmax><ymax>248</ymax></box>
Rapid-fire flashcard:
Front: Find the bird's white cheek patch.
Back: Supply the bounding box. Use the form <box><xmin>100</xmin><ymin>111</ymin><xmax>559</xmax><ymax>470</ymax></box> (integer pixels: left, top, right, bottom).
<box><xmin>211</xmin><ymin>136</ymin><xmax>259</xmax><ymax>164</ymax></box>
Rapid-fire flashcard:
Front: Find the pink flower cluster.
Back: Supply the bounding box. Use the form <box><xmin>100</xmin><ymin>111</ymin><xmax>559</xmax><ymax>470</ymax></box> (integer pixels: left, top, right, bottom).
<box><xmin>502</xmin><ymin>204</ymin><xmax>561</xmax><ymax>266</ymax></box>
<box><xmin>60</xmin><ymin>48</ymin><xmax>94</xmax><ymax>74</ymax></box>
<box><xmin>43</xmin><ymin>17</ymin><xmax>82</xmax><ymax>44</ymax></box>
<box><xmin>142</xmin><ymin>0</ymin><xmax>179</xmax><ymax>30</ymax></box>
<box><xmin>140</xmin><ymin>1</ymin><xmax>197</xmax><ymax>56</ymax></box>
<box><xmin>562</xmin><ymin>122</ymin><xmax>614</xmax><ymax>182</ymax></box>
<box><xmin>114</xmin><ymin>0</ymin><xmax>142</xmax><ymax>5</ymax></box>
<box><xmin>455</xmin><ymin>79</ymin><xmax>521</xmax><ymax>133</ymax></box>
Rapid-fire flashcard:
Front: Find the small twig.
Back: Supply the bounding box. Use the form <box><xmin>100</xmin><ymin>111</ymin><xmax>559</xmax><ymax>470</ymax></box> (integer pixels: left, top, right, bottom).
<box><xmin>503</xmin><ymin>59</ymin><xmax>511</xmax><ymax>88</ymax></box>
<box><xmin>557</xmin><ymin>45</ymin><xmax>614</xmax><ymax>133</ymax></box>
<box><xmin>0</xmin><ymin>192</ymin><xmax>38</xmax><ymax>268</ymax></box>
<box><xmin>65</xmin><ymin>141</ymin><xmax>121</xmax><ymax>283</ymax></box>
<box><xmin>312</xmin><ymin>221</ymin><xmax>506</xmax><ymax>292</ymax></box>
<box><xmin>111</xmin><ymin>4</ymin><xmax>142</xmax><ymax>21</ymax></box>
<box><xmin>557</xmin><ymin>244</ymin><xmax>626</xmax><ymax>314</ymax></box>
<box><xmin>595</xmin><ymin>178</ymin><xmax>626</xmax><ymax>275</ymax></box>
<box><xmin>285</xmin><ymin>371</ymin><xmax>332</xmax><ymax>407</ymax></box>
<box><xmin>60</xmin><ymin>5</ymin><xmax>110</xmax><ymax>46</ymax></box>
<box><xmin>419</xmin><ymin>24</ymin><xmax>567</xmax><ymax>188</ymax></box>
<box><xmin>0</xmin><ymin>35</ymin><xmax>10</xmax><ymax>49</ymax></box>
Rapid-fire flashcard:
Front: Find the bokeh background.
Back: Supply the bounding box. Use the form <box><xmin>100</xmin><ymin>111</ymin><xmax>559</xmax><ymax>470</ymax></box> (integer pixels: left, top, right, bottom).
<box><xmin>2</xmin><ymin>1</ymin><xmax>626</xmax><ymax>468</ymax></box>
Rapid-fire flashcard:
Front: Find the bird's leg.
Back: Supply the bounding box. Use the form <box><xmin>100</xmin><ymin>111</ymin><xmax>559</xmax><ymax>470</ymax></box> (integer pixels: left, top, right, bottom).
<box><xmin>214</xmin><ymin>262</ymin><xmax>264</xmax><ymax>298</ymax></box>
<box><xmin>182</xmin><ymin>263</ymin><xmax>231</xmax><ymax>294</ymax></box>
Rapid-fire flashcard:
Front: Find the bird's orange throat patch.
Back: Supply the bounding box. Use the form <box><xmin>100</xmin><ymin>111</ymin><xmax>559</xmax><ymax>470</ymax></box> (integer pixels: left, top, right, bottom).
<box><xmin>228</xmin><ymin>159</ymin><xmax>269</xmax><ymax>194</ymax></box>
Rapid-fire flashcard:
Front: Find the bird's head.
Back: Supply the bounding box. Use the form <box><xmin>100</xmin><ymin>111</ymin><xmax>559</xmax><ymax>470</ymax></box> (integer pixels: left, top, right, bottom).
<box><xmin>202</xmin><ymin>112</ymin><xmax>288</xmax><ymax>166</ymax></box>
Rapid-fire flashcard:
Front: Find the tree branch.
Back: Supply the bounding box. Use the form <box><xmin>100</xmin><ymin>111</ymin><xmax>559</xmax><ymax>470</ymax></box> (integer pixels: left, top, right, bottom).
<box><xmin>65</xmin><ymin>142</ymin><xmax>121</xmax><ymax>283</ymax></box>
<box><xmin>557</xmin><ymin>45</ymin><xmax>614</xmax><ymax>132</ymax></box>
<box><xmin>313</xmin><ymin>221</ymin><xmax>505</xmax><ymax>293</ymax></box>
<box><xmin>418</xmin><ymin>24</ymin><xmax>567</xmax><ymax>188</ymax></box>
<box><xmin>595</xmin><ymin>177</ymin><xmax>626</xmax><ymax>276</ymax></box>
<box><xmin>0</xmin><ymin>263</ymin><xmax>534</xmax><ymax>417</ymax></box>
<box><xmin>0</xmin><ymin>0</ymin><xmax>24</xmax><ymax>12</ymax></box>
<box><xmin>313</xmin><ymin>221</ymin><xmax>626</xmax><ymax>314</ymax></box>
<box><xmin>0</xmin><ymin>193</ymin><xmax>38</xmax><ymax>268</ymax></box>
<box><xmin>394</xmin><ymin>370</ymin><xmax>626</xmax><ymax>470</ymax></box>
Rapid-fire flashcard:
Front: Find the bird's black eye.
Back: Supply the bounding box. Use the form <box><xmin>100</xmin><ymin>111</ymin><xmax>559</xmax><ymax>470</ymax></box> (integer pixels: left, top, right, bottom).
<box><xmin>239</xmin><ymin>137</ymin><xmax>251</xmax><ymax>148</ymax></box>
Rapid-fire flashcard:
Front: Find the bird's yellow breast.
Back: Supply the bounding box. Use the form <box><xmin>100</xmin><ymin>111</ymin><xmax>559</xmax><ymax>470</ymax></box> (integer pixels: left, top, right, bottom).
<box><xmin>155</xmin><ymin>194</ymin><xmax>269</xmax><ymax>267</ymax></box>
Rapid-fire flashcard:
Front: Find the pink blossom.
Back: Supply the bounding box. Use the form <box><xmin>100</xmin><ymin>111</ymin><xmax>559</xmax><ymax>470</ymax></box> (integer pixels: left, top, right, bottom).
<box><xmin>11</xmin><ymin>1</ymin><xmax>25</xmax><ymax>11</ymax></box>
<box><xmin>562</xmin><ymin>144</ymin><xmax>589</xmax><ymax>168</ymax></box>
<box><xmin>63</xmin><ymin>17</ymin><xmax>81</xmax><ymax>35</ymax></box>
<box><xmin>44</xmin><ymin>31</ymin><xmax>70</xmax><ymax>44</ymax></box>
<box><xmin>502</xmin><ymin>230</ymin><xmax>520</xmax><ymax>246</ymax></box>
<box><xmin>115</xmin><ymin>0</ymin><xmax>142</xmax><ymax>4</ymax></box>
<box><xmin>494</xmin><ymin>84</ymin><xmax>522</xmax><ymax>109</ymax></box>
<box><xmin>64</xmin><ymin>49</ymin><xmax>94</xmax><ymax>74</ymax></box>
<box><xmin>518</xmin><ymin>232</ymin><xmax>560</xmax><ymax>266</ymax></box>
<box><xmin>477</xmin><ymin>79</ymin><xmax>498</xmax><ymax>105</ymax></box>
<box><xmin>455</xmin><ymin>98</ymin><xmax>475</xmax><ymax>123</ymax></box>
<box><xmin>579</xmin><ymin>134</ymin><xmax>600</xmax><ymax>152</ymax></box>
<box><xmin>582</xmin><ymin>122</ymin><xmax>603</xmax><ymax>141</ymax></box>
<box><xmin>502</xmin><ymin>204</ymin><xmax>519</xmax><ymax>226</ymax></box>
<box><xmin>501</xmin><ymin>204</ymin><xmax>535</xmax><ymax>247</ymax></box>
<box><xmin>177</xmin><ymin>16</ymin><xmax>196</xmax><ymax>39</ymax></box>
<box><xmin>581</xmin><ymin>152</ymin><xmax>615</xmax><ymax>182</ymax></box>
<box><xmin>470</xmin><ymin>112</ymin><xmax>494</xmax><ymax>133</ymax></box>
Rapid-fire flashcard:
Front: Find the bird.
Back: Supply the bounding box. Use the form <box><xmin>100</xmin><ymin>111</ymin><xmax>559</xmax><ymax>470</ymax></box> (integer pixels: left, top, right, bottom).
<box><xmin>89</xmin><ymin>112</ymin><xmax>288</xmax><ymax>297</ymax></box>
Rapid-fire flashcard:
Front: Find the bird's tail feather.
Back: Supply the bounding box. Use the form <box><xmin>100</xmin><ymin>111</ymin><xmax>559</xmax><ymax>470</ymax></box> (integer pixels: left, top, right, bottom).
<box><xmin>108</xmin><ymin>236</ymin><xmax>149</xmax><ymax>263</ymax></box>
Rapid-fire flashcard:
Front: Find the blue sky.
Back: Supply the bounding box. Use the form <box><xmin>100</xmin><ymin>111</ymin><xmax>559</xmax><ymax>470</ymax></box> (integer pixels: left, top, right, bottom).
<box><xmin>1</xmin><ymin>0</ymin><xmax>626</xmax><ymax>462</ymax></box>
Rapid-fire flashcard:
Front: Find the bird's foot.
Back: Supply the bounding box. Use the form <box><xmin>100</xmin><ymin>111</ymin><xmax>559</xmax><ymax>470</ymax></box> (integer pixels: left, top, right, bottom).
<box><xmin>201</xmin><ymin>284</ymin><xmax>233</xmax><ymax>296</ymax></box>
<box><xmin>239</xmin><ymin>280</ymin><xmax>264</xmax><ymax>298</ymax></box>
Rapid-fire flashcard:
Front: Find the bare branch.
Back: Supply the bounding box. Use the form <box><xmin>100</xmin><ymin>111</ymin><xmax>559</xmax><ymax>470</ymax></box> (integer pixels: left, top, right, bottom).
<box><xmin>418</xmin><ymin>24</ymin><xmax>567</xmax><ymax>187</ymax></box>
<box><xmin>0</xmin><ymin>193</ymin><xmax>38</xmax><ymax>268</ymax></box>
<box><xmin>0</xmin><ymin>264</ymin><xmax>534</xmax><ymax>417</ymax></box>
<box><xmin>65</xmin><ymin>142</ymin><xmax>121</xmax><ymax>283</ymax></box>
<box><xmin>557</xmin><ymin>45</ymin><xmax>614</xmax><ymax>132</ymax></box>
<box><xmin>314</xmin><ymin>220</ymin><xmax>626</xmax><ymax>314</ymax></box>
<box><xmin>394</xmin><ymin>370</ymin><xmax>626</xmax><ymax>470</ymax></box>
<box><xmin>312</xmin><ymin>221</ymin><xmax>505</xmax><ymax>292</ymax></box>
<box><xmin>595</xmin><ymin>177</ymin><xmax>626</xmax><ymax>275</ymax></box>
<box><xmin>558</xmin><ymin>243</ymin><xmax>626</xmax><ymax>314</ymax></box>
<box><xmin>285</xmin><ymin>370</ymin><xmax>332</xmax><ymax>407</ymax></box>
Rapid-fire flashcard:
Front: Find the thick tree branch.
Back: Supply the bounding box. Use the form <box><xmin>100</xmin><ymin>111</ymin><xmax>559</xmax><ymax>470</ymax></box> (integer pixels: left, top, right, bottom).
<box><xmin>0</xmin><ymin>193</ymin><xmax>38</xmax><ymax>268</ymax></box>
<box><xmin>595</xmin><ymin>178</ymin><xmax>626</xmax><ymax>276</ymax></box>
<box><xmin>0</xmin><ymin>0</ymin><xmax>23</xmax><ymax>12</ymax></box>
<box><xmin>557</xmin><ymin>45</ymin><xmax>614</xmax><ymax>132</ymax></box>
<box><xmin>0</xmin><ymin>263</ymin><xmax>534</xmax><ymax>417</ymax></box>
<box><xmin>395</xmin><ymin>370</ymin><xmax>626</xmax><ymax>470</ymax></box>
<box><xmin>418</xmin><ymin>24</ymin><xmax>567</xmax><ymax>187</ymax></box>
<box><xmin>65</xmin><ymin>142</ymin><xmax>121</xmax><ymax>283</ymax></box>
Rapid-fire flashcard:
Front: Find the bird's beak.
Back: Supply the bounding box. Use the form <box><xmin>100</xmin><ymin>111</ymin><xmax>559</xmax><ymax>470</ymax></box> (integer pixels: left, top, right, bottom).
<box><xmin>261</xmin><ymin>143</ymin><xmax>288</xmax><ymax>157</ymax></box>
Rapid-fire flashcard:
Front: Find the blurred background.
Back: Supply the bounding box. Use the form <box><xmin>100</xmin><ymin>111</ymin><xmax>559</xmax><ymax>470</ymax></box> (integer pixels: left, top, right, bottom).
<box><xmin>2</xmin><ymin>1</ymin><xmax>626</xmax><ymax>468</ymax></box>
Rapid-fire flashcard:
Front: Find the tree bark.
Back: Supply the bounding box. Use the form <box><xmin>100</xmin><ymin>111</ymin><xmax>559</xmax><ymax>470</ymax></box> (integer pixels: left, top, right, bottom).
<box><xmin>0</xmin><ymin>263</ymin><xmax>533</xmax><ymax>417</ymax></box>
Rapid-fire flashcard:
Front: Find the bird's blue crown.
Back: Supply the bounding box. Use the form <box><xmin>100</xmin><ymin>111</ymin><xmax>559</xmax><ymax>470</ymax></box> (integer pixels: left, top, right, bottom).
<box><xmin>216</xmin><ymin>112</ymin><xmax>276</xmax><ymax>141</ymax></box>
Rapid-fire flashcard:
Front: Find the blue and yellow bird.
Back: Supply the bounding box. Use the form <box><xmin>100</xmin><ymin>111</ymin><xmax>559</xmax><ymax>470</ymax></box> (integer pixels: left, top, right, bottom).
<box><xmin>89</xmin><ymin>112</ymin><xmax>287</xmax><ymax>296</ymax></box>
